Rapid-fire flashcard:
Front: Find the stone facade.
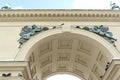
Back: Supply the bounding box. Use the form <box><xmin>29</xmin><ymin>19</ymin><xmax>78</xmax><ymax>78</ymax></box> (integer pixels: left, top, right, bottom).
<box><xmin>0</xmin><ymin>10</ymin><xmax>120</xmax><ymax>80</ymax></box>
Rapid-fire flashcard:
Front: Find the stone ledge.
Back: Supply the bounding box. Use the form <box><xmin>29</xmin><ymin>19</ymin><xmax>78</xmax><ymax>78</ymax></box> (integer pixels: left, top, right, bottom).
<box><xmin>0</xmin><ymin>10</ymin><xmax>120</xmax><ymax>22</ymax></box>
<box><xmin>103</xmin><ymin>59</ymin><xmax>120</xmax><ymax>80</ymax></box>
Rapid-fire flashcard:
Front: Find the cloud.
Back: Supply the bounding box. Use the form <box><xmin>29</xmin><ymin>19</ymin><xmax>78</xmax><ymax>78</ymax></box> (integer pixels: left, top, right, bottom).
<box><xmin>13</xmin><ymin>6</ymin><xmax>24</xmax><ymax>9</ymax></box>
<box><xmin>72</xmin><ymin>0</ymin><xmax>111</xmax><ymax>9</ymax></box>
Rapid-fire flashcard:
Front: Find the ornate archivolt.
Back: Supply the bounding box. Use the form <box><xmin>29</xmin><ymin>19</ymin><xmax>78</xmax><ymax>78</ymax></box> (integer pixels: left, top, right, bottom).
<box><xmin>15</xmin><ymin>25</ymin><xmax>120</xmax><ymax>80</ymax></box>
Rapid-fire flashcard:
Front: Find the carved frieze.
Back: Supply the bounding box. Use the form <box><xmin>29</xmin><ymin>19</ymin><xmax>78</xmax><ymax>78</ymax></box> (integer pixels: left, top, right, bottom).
<box><xmin>0</xmin><ymin>10</ymin><xmax>120</xmax><ymax>22</ymax></box>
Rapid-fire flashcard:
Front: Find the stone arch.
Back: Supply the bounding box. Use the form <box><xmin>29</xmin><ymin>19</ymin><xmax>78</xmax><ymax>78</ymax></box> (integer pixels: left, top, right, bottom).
<box><xmin>15</xmin><ymin>27</ymin><xmax>120</xmax><ymax>80</ymax></box>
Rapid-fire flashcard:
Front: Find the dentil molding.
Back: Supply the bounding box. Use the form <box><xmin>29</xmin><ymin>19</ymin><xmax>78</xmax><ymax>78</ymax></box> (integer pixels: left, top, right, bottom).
<box><xmin>0</xmin><ymin>9</ymin><xmax>120</xmax><ymax>22</ymax></box>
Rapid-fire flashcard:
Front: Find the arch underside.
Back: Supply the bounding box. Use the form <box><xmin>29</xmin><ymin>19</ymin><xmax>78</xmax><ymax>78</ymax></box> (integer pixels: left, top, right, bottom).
<box><xmin>26</xmin><ymin>31</ymin><xmax>117</xmax><ymax>80</ymax></box>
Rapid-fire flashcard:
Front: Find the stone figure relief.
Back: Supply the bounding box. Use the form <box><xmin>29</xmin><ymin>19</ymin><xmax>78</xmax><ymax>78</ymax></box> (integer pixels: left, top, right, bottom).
<box><xmin>75</xmin><ymin>25</ymin><xmax>117</xmax><ymax>47</ymax></box>
<box><xmin>18</xmin><ymin>24</ymin><xmax>64</xmax><ymax>48</ymax></box>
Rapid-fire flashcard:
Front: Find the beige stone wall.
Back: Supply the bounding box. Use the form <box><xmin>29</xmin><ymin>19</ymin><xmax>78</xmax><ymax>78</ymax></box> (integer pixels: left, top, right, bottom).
<box><xmin>0</xmin><ymin>21</ymin><xmax>120</xmax><ymax>60</ymax></box>
<box><xmin>0</xmin><ymin>26</ymin><xmax>20</xmax><ymax>60</ymax></box>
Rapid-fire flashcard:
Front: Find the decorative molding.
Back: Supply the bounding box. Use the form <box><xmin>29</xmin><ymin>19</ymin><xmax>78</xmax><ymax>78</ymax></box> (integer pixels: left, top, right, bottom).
<box><xmin>92</xmin><ymin>64</ymin><xmax>102</xmax><ymax>80</ymax></box>
<box><xmin>40</xmin><ymin>55</ymin><xmax>52</xmax><ymax>68</ymax></box>
<box><xmin>31</xmin><ymin>66</ymin><xmax>36</xmax><ymax>78</ymax></box>
<box><xmin>58</xmin><ymin>38</ymin><xmax>73</xmax><ymax>49</ymax></box>
<box><xmin>41</xmin><ymin>66</ymin><xmax>52</xmax><ymax>78</ymax></box>
<box><xmin>73</xmin><ymin>66</ymin><xmax>85</xmax><ymax>79</ymax></box>
<box><xmin>0</xmin><ymin>10</ymin><xmax>120</xmax><ymax>22</ymax></box>
<box><xmin>0</xmin><ymin>61</ymin><xmax>31</xmax><ymax>80</ymax></box>
<box><xmin>29</xmin><ymin>52</ymin><xmax>35</xmax><ymax>67</ymax></box>
<box><xmin>78</xmin><ymin>41</ymin><xmax>92</xmax><ymax>56</ymax></box>
<box><xmin>57</xmin><ymin>63</ymin><xmax>68</xmax><ymax>71</ymax></box>
<box><xmin>75</xmin><ymin>54</ymin><xmax>88</xmax><ymax>67</ymax></box>
<box><xmin>103</xmin><ymin>59</ymin><xmax>120</xmax><ymax>80</ymax></box>
<box><xmin>39</xmin><ymin>41</ymin><xmax>52</xmax><ymax>56</ymax></box>
<box><xmin>57</xmin><ymin>53</ymin><xmax>70</xmax><ymax>61</ymax></box>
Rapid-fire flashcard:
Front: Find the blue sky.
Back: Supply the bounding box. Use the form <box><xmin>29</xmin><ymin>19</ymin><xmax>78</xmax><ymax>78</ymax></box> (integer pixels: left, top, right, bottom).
<box><xmin>0</xmin><ymin>0</ymin><xmax>120</xmax><ymax>9</ymax></box>
<box><xmin>0</xmin><ymin>0</ymin><xmax>74</xmax><ymax>9</ymax></box>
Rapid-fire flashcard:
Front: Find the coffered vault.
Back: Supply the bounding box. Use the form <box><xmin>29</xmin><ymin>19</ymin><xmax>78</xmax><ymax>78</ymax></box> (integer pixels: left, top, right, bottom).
<box><xmin>15</xmin><ymin>25</ymin><xmax>120</xmax><ymax>80</ymax></box>
<box><xmin>0</xmin><ymin>10</ymin><xmax>120</xmax><ymax>80</ymax></box>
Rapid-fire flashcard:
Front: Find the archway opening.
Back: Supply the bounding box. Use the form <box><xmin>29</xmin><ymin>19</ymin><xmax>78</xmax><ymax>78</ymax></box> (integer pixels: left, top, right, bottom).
<box><xmin>26</xmin><ymin>32</ymin><xmax>114</xmax><ymax>80</ymax></box>
<box><xmin>47</xmin><ymin>74</ymin><xmax>81</xmax><ymax>80</ymax></box>
<box><xmin>16</xmin><ymin>28</ymin><xmax>120</xmax><ymax>80</ymax></box>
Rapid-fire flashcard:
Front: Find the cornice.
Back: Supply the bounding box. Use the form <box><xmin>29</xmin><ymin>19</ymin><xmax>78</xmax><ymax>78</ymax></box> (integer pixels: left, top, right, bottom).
<box><xmin>0</xmin><ymin>9</ymin><xmax>120</xmax><ymax>22</ymax></box>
